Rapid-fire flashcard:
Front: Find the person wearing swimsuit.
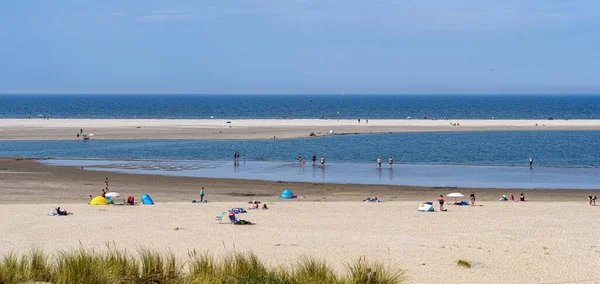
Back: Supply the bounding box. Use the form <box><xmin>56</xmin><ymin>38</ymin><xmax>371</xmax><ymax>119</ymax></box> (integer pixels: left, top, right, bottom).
<box><xmin>470</xmin><ymin>192</ymin><xmax>475</xmax><ymax>206</ymax></box>
<box><xmin>312</xmin><ymin>154</ymin><xmax>316</xmax><ymax>165</ymax></box>
<box><xmin>438</xmin><ymin>195</ymin><xmax>445</xmax><ymax>211</ymax></box>
<box><xmin>377</xmin><ymin>157</ymin><xmax>381</xmax><ymax>168</ymax></box>
<box><xmin>320</xmin><ymin>156</ymin><xmax>325</xmax><ymax>167</ymax></box>
<box><xmin>388</xmin><ymin>157</ymin><xmax>393</xmax><ymax>168</ymax></box>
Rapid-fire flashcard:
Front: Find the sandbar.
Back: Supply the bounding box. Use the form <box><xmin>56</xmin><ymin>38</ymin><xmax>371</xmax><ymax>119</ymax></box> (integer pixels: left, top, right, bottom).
<box><xmin>1</xmin><ymin>118</ymin><xmax>600</xmax><ymax>140</ymax></box>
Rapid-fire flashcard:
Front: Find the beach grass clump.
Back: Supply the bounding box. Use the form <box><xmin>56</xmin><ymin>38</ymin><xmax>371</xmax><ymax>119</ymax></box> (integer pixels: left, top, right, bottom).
<box><xmin>0</xmin><ymin>248</ymin><xmax>407</xmax><ymax>284</ymax></box>
<box><xmin>345</xmin><ymin>256</ymin><xmax>407</xmax><ymax>284</ymax></box>
<box><xmin>292</xmin><ymin>257</ymin><xmax>339</xmax><ymax>283</ymax></box>
<box><xmin>0</xmin><ymin>253</ymin><xmax>28</xmax><ymax>284</ymax></box>
<box><xmin>456</xmin><ymin>259</ymin><xmax>472</xmax><ymax>268</ymax></box>
<box><xmin>139</xmin><ymin>249</ymin><xmax>182</xmax><ymax>283</ymax></box>
<box><xmin>53</xmin><ymin>249</ymin><xmax>111</xmax><ymax>283</ymax></box>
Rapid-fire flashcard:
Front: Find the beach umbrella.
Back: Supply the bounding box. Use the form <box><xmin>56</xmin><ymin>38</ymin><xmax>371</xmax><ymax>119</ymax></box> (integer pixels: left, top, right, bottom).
<box><xmin>446</xmin><ymin>192</ymin><xmax>464</xmax><ymax>203</ymax></box>
<box><xmin>105</xmin><ymin>192</ymin><xmax>120</xmax><ymax>198</ymax></box>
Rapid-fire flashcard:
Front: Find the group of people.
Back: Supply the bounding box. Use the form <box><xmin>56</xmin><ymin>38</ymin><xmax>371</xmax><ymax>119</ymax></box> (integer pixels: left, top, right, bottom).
<box><xmin>233</xmin><ymin>151</ymin><xmax>245</xmax><ymax>166</ymax></box>
<box><xmin>376</xmin><ymin>157</ymin><xmax>394</xmax><ymax>168</ymax></box>
<box><xmin>588</xmin><ymin>196</ymin><xmax>597</xmax><ymax>206</ymax></box>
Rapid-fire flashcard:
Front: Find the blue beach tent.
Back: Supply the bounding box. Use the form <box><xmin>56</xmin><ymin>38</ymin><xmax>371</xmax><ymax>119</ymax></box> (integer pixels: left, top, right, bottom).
<box><xmin>279</xmin><ymin>189</ymin><xmax>294</xmax><ymax>199</ymax></box>
<box><xmin>141</xmin><ymin>194</ymin><xmax>154</xmax><ymax>205</ymax></box>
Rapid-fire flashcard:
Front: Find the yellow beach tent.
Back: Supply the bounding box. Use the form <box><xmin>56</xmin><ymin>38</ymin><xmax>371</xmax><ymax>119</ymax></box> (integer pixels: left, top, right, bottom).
<box><xmin>90</xmin><ymin>196</ymin><xmax>108</xmax><ymax>205</ymax></box>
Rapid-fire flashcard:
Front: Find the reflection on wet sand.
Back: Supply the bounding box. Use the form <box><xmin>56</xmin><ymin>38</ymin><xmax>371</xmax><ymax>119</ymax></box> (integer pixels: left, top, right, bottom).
<box><xmin>40</xmin><ymin>159</ymin><xmax>600</xmax><ymax>190</ymax></box>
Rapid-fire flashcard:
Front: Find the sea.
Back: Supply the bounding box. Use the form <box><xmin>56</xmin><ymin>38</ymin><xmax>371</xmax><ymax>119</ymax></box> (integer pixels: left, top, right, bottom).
<box><xmin>1</xmin><ymin>94</ymin><xmax>599</xmax><ymax>189</ymax></box>
<box><xmin>1</xmin><ymin>94</ymin><xmax>600</xmax><ymax>119</ymax></box>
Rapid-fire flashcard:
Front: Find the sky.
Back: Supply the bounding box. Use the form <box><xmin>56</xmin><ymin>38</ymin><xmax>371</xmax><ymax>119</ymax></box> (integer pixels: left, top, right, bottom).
<box><xmin>0</xmin><ymin>0</ymin><xmax>598</xmax><ymax>94</ymax></box>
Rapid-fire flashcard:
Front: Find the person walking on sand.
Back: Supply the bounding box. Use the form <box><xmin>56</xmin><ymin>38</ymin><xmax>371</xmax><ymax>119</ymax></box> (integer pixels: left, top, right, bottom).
<box><xmin>320</xmin><ymin>156</ymin><xmax>325</xmax><ymax>167</ymax></box>
<box><xmin>104</xmin><ymin>177</ymin><xmax>109</xmax><ymax>191</ymax></box>
<box><xmin>529</xmin><ymin>156</ymin><xmax>533</xmax><ymax>169</ymax></box>
<box><xmin>470</xmin><ymin>192</ymin><xmax>475</xmax><ymax>206</ymax></box>
<box><xmin>388</xmin><ymin>157</ymin><xmax>393</xmax><ymax>169</ymax></box>
<box><xmin>312</xmin><ymin>153</ymin><xmax>317</xmax><ymax>166</ymax></box>
<box><xmin>377</xmin><ymin>157</ymin><xmax>382</xmax><ymax>168</ymax></box>
<box><xmin>200</xmin><ymin>187</ymin><xmax>205</xmax><ymax>202</ymax></box>
<box><xmin>438</xmin><ymin>195</ymin><xmax>445</xmax><ymax>211</ymax></box>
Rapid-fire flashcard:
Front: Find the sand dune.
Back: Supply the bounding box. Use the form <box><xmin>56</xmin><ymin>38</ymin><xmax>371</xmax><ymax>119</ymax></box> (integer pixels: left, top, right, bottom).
<box><xmin>1</xmin><ymin>118</ymin><xmax>600</xmax><ymax>140</ymax></box>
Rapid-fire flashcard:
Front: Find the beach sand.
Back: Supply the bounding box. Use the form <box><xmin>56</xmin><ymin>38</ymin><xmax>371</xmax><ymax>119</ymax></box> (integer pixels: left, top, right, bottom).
<box><xmin>1</xmin><ymin>118</ymin><xmax>600</xmax><ymax>140</ymax></box>
<box><xmin>2</xmin><ymin>158</ymin><xmax>600</xmax><ymax>283</ymax></box>
<box><xmin>2</xmin><ymin>201</ymin><xmax>600</xmax><ymax>284</ymax></box>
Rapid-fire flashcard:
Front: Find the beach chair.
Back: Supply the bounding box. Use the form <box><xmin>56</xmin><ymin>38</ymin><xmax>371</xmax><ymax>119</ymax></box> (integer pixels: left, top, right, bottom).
<box><xmin>216</xmin><ymin>212</ymin><xmax>225</xmax><ymax>223</ymax></box>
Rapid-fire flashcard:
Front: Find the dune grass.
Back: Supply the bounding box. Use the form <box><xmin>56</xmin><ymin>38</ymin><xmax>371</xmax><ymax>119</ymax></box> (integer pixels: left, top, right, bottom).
<box><xmin>0</xmin><ymin>248</ymin><xmax>406</xmax><ymax>284</ymax></box>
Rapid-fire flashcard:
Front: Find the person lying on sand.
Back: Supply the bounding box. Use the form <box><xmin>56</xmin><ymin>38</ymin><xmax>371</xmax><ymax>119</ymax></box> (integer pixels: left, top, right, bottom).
<box><xmin>56</xmin><ymin>207</ymin><xmax>71</xmax><ymax>215</ymax></box>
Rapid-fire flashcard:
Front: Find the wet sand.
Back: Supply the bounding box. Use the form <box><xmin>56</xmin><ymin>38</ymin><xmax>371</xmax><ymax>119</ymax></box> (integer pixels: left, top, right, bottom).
<box><xmin>1</xmin><ymin>118</ymin><xmax>600</xmax><ymax>140</ymax></box>
<box><xmin>0</xmin><ymin>158</ymin><xmax>597</xmax><ymax>204</ymax></box>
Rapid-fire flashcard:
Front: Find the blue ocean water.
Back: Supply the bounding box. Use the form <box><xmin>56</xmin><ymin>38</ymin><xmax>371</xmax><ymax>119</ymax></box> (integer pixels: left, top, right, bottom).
<box><xmin>1</xmin><ymin>94</ymin><xmax>600</xmax><ymax>119</ymax></box>
<box><xmin>2</xmin><ymin>131</ymin><xmax>600</xmax><ymax>167</ymax></box>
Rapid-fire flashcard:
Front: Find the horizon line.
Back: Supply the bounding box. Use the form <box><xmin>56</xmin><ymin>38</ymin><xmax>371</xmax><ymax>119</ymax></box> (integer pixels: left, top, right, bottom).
<box><xmin>1</xmin><ymin>93</ymin><xmax>600</xmax><ymax>96</ymax></box>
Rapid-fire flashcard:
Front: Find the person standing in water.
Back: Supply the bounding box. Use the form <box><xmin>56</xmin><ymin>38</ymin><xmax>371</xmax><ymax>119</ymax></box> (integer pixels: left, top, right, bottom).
<box><xmin>529</xmin><ymin>156</ymin><xmax>533</xmax><ymax>169</ymax></box>
<box><xmin>377</xmin><ymin>157</ymin><xmax>382</xmax><ymax>168</ymax></box>
<box><xmin>312</xmin><ymin>153</ymin><xmax>317</xmax><ymax>166</ymax></box>
<box><xmin>320</xmin><ymin>156</ymin><xmax>325</xmax><ymax>167</ymax></box>
<box><xmin>388</xmin><ymin>157</ymin><xmax>393</xmax><ymax>168</ymax></box>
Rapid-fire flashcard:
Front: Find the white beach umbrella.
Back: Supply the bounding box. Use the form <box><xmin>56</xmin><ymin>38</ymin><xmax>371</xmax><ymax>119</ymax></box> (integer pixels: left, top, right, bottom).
<box><xmin>446</xmin><ymin>192</ymin><xmax>464</xmax><ymax>203</ymax></box>
<box><xmin>105</xmin><ymin>192</ymin><xmax>120</xmax><ymax>198</ymax></box>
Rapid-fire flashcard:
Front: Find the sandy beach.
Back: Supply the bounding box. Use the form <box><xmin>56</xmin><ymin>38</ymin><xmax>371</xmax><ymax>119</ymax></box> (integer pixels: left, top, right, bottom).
<box><xmin>2</xmin><ymin>158</ymin><xmax>600</xmax><ymax>283</ymax></box>
<box><xmin>2</xmin><ymin>201</ymin><xmax>600</xmax><ymax>284</ymax></box>
<box><xmin>1</xmin><ymin>119</ymin><xmax>600</xmax><ymax>140</ymax></box>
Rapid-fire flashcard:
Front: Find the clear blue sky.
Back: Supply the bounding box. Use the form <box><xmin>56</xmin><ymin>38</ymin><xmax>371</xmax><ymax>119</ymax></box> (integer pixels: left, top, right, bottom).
<box><xmin>0</xmin><ymin>0</ymin><xmax>598</xmax><ymax>94</ymax></box>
